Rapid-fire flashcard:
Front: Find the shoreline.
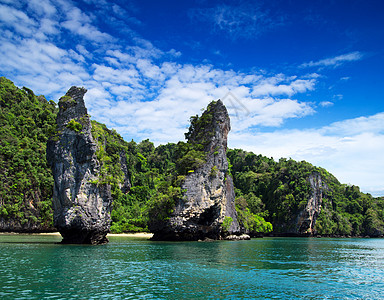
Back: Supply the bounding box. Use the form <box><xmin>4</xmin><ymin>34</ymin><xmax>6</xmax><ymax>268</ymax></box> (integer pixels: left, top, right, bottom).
<box><xmin>108</xmin><ymin>232</ymin><xmax>153</xmax><ymax>238</ymax></box>
<box><xmin>1</xmin><ymin>232</ymin><xmax>382</xmax><ymax>239</ymax></box>
<box><xmin>0</xmin><ymin>232</ymin><xmax>154</xmax><ymax>238</ymax></box>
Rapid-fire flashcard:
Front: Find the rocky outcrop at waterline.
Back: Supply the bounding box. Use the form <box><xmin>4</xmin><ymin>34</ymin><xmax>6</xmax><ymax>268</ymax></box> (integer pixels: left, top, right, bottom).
<box><xmin>150</xmin><ymin>100</ymin><xmax>241</xmax><ymax>240</ymax></box>
<box><xmin>46</xmin><ymin>87</ymin><xmax>112</xmax><ymax>244</ymax></box>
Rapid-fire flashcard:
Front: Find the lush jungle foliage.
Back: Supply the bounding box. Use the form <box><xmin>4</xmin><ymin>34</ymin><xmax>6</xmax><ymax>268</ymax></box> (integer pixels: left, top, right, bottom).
<box><xmin>0</xmin><ymin>77</ymin><xmax>57</xmax><ymax>229</ymax></box>
<box><xmin>1</xmin><ymin>77</ymin><xmax>383</xmax><ymax>236</ymax></box>
<box><xmin>228</xmin><ymin>149</ymin><xmax>384</xmax><ymax>236</ymax></box>
<box><xmin>90</xmin><ymin>121</ymin><xmax>183</xmax><ymax>233</ymax></box>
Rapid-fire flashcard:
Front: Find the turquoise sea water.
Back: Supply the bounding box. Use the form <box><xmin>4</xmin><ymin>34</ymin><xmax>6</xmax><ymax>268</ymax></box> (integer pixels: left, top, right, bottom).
<box><xmin>0</xmin><ymin>235</ymin><xmax>383</xmax><ymax>299</ymax></box>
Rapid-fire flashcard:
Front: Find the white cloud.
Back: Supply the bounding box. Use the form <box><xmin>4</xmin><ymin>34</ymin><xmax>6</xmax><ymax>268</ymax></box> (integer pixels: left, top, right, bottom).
<box><xmin>0</xmin><ymin>34</ymin><xmax>90</xmax><ymax>99</ymax></box>
<box><xmin>129</xmin><ymin>38</ymin><xmax>164</xmax><ymax>59</ymax></box>
<box><xmin>92</xmin><ymin>64</ymin><xmax>141</xmax><ymax>86</ymax></box>
<box><xmin>27</xmin><ymin>0</ymin><xmax>57</xmax><ymax>17</ymax></box>
<box><xmin>300</xmin><ymin>51</ymin><xmax>363</xmax><ymax>68</ymax></box>
<box><xmin>321</xmin><ymin>112</ymin><xmax>384</xmax><ymax>136</ymax></box>
<box><xmin>0</xmin><ymin>3</ymin><xmax>37</xmax><ymax>35</ymax></box>
<box><xmin>39</xmin><ymin>18</ymin><xmax>59</xmax><ymax>36</ymax></box>
<box><xmin>168</xmin><ymin>49</ymin><xmax>182</xmax><ymax>58</ymax></box>
<box><xmin>229</xmin><ymin>112</ymin><xmax>384</xmax><ymax>196</ymax></box>
<box><xmin>76</xmin><ymin>45</ymin><xmax>90</xmax><ymax>56</ymax></box>
<box><xmin>61</xmin><ymin>7</ymin><xmax>112</xmax><ymax>42</ymax></box>
<box><xmin>319</xmin><ymin>101</ymin><xmax>334</xmax><ymax>107</ymax></box>
<box><xmin>229</xmin><ymin>97</ymin><xmax>314</xmax><ymax>130</ymax></box>
<box><xmin>251</xmin><ymin>77</ymin><xmax>316</xmax><ymax>97</ymax></box>
<box><xmin>333</xmin><ymin>94</ymin><xmax>343</xmax><ymax>101</ymax></box>
<box><xmin>106</xmin><ymin>50</ymin><xmax>136</xmax><ymax>65</ymax></box>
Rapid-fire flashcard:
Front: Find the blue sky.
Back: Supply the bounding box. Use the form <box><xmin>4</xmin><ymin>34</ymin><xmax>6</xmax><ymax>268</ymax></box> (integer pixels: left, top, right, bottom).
<box><xmin>0</xmin><ymin>0</ymin><xmax>383</xmax><ymax>196</ymax></box>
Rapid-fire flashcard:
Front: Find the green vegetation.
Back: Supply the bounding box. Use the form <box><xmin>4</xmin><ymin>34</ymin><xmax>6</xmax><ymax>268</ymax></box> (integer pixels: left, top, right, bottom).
<box><xmin>90</xmin><ymin>102</ymin><xmax>222</xmax><ymax>232</ymax></box>
<box><xmin>91</xmin><ymin>101</ymin><xmax>273</xmax><ymax>234</ymax></box>
<box><xmin>58</xmin><ymin>95</ymin><xmax>76</xmax><ymax>112</ymax></box>
<box><xmin>0</xmin><ymin>77</ymin><xmax>57</xmax><ymax>229</ymax></box>
<box><xmin>315</xmin><ymin>170</ymin><xmax>384</xmax><ymax>236</ymax></box>
<box><xmin>174</xmin><ymin>141</ymin><xmax>206</xmax><ymax>174</ymax></box>
<box><xmin>175</xmin><ymin>100</ymin><xmax>218</xmax><ymax>175</ymax></box>
<box><xmin>227</xmin><ymin>149</ymin><xmax>384</xmax><ymax>236</ymax></box>
<box><xmin>66</xmin><ymin>119</ymin><xmax>82</xmax><ymax>132</ymax></box>
<box><xmin>235</xmin><ymin>193</ymin><xmax>272</xmax><ymax>235</ymax></box>
<box><xmin>210</xmin><ymin>166</ymin><xmax>218</xmax><ymax>177</ymax></box>
<box><xmin>90</xmin><ymin>121</ymin><xmax>182</xmax><ymax>232</ymax></box>
<box><xmin>1</xmin><ymin>77</ymin><xmax>383</xmax><ymax>236</ymax></box>
<box><xmin>184</xmin><ymin>100</ymin><xmax>217</xmax><ymax>149</ymax></box>
<box><xmin>221</xmin><ymin>216</ymin><xmax>233</xmax><ymax>232</ymax></box>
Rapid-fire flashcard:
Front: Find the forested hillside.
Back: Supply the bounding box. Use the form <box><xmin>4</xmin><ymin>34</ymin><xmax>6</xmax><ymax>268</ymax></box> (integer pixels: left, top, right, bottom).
<box><xmin>0</xmin><ymin>77</ymin><xmax>57</xmax><ymax>231</ymax></box>
<box><xmin>1</xmin><ymin>77</ymin><xmax>383</xmax><ymax>236</ymax></box>
<box><xmin>228</xmin><ymin>149</ymin><xmax>384</xmax><ymax>236</ymax></box>
<box><xmin>90</xmin><ymin>120</ymin><xmax>181</xmax><ymax>233</ymax></box>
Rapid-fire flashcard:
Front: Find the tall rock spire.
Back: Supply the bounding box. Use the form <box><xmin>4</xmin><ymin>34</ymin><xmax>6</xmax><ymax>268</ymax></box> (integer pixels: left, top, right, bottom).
<box><xmin>47</xmin><ymin>87</ymin><xmax>112</xmax><ymax>244</ymax></box>
<box><xmin>151</xmin><ymin>100</ymin><xmax>241</xmax><ymax>240</ymax></box>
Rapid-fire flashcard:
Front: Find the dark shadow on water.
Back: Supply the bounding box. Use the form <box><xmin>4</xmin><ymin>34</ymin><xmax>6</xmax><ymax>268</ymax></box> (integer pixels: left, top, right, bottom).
<box><xmin>0</xmin><ymin>241</ymin><xmax>59</xmax><ymax>244</ymax></box>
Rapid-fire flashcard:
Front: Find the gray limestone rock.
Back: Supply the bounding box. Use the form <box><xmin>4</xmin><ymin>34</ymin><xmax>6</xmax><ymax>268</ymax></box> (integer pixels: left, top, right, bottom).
<box><xmin>225</xmin><ymin>234</ymin><xmax>251</xmax><ymax>240</ymax></box>
<box><xmin>47</xmin><ymin>87</ymin><xmax>112</xmax><ymax>244</ymax></box>
<box><xmin>151</xmin><ymin>100</ymin><xmax>240</xmax><ymax>240</ymax></box>
<box><xmin>119</xmin><ymin>150</ymin><xmax>131</xmax><ymax>194</ymax></box>
<box><xmin>295</xmin><ymin>173</ymin><xmax>328</xmax><ymax>235</ymax></box>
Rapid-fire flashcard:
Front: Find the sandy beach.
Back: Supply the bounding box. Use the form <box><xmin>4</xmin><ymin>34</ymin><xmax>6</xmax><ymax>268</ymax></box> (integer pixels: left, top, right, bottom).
<box><xmin>0</xmin><ymin>232</ymin><xmax>154</xmax><ymax>238</ymax></box>
<box><xmin>108</xmin><ymin>232</ymin><xmax>153</xmax><ymax>238</ymax></box>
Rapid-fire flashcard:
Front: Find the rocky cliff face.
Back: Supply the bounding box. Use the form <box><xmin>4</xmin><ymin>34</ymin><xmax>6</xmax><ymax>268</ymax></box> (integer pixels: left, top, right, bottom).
<box><xmin>152</xmin><ymin>100</ymin><xmax>240</xmax><ymax>240</ymax></box>
<box><xmin>47</xmin><ymin>87</ymin><xmax>112</xmax><ymax>244</ymax></box>
<box><xmin>119</xmin><ymin>150</ymin><xmax>131</xmax><ymax>194</ymax></box>
<box><xmin>0</xmin><ymin>218</ymin><xmax>55</xmax><ymax>233</ymax></box>
<box><xmin>294</xmin><ymin>173</ymin><xmax>328</xmax><ymax>235</ymax></box>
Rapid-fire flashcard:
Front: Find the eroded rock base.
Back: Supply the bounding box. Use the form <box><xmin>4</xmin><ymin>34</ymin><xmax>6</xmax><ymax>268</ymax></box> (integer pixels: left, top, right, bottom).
<box><xmin>60</xmin><ymin>229</ymin><xmax>109</xmax><ymax>245</ymax></box>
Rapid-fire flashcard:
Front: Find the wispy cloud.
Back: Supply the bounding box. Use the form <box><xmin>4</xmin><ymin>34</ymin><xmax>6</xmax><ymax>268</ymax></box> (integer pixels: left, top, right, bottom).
<box><xmin>189</xmin><ymin>1</ymin><xmax>285</xmax><ymax>40</ymax></box>
<box><xmin>61</xmin><ymin>6</ymin><xmax>113</xmax><ymax>43</ymax></box>
<box><xmin>321</xmin><ymin>112</ymin><xmax>384</xmax><ymax>136</ymax></box>
<box><xmin>27</xmin><ymin>0</ymin><xmax>57</xmax><ymax>17</ymax></box>
<box><xmin>300</xmin><ymin>51</ymin><xmax>363</xmax><ymax>68</ymax></box>
<box><xmin>319</xmin><ymin>101</ymin><xmax>334</xmax><ymax>107</ymax></box>
<box><xmin>0</xmin><ymin>3</ymin><xmax>37</xmax><ymax>35</ymax></box>
<box><xmin>251</xmin><ymin>76</ymin><xmax>316</xmax><ymax>97</ymax></box>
